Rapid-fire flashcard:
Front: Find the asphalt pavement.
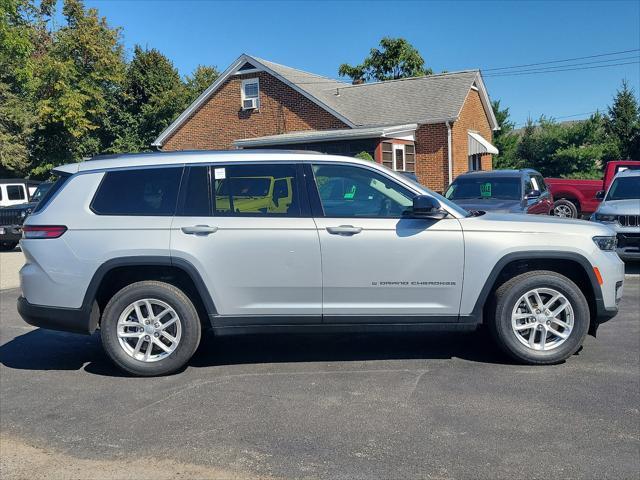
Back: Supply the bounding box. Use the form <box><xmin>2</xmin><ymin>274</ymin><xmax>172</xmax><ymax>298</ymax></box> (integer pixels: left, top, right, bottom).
<box><xmin>0</xmin><ymin>267</ymin><xmax>638</xmax><ymax>479</ymax></box>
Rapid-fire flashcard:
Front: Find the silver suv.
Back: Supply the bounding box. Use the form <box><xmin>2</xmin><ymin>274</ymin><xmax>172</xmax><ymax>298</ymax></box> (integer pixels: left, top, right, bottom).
<box><xmin>591</xmin><ymin>169</ymin><xmax>640</xmax><ymax>261</ymax></box>
<box><xmin>18</xmin><ymin>151</ymin><xmax>625</xmax><ymax>376</ymax></box>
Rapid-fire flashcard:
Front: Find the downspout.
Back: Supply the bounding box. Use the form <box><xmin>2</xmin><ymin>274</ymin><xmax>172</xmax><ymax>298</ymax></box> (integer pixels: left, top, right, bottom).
<box><xmin>446</xmin><ymin>121</ymin><xmax>453</xmax><ymax>185</ymax></box>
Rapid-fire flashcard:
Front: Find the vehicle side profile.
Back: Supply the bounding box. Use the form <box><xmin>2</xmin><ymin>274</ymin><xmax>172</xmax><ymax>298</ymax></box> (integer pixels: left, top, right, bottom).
<box><xmin>444</xmin><ymin>169</ymin><xmax>554</xmax><ymax>215</ymax></box>
<box><xmin>18</xmin><ymin>151</ymin><xmax>624</xmax><ymax>376</ymax></box>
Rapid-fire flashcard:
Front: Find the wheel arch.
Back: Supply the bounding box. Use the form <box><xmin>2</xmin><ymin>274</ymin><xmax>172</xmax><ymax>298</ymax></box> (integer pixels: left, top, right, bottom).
<box><xmin>82</xmin><ymin>256</ymin><xmax>217</xmax><ymax>332</ymax></box>
<box><xmin>472</xmin><ymin>251</ymin><xmax>604</xmax><ymax>333</ymax></box>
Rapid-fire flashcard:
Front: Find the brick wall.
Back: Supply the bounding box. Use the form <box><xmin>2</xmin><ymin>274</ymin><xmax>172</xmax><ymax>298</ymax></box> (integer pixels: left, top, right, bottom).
<box><xmin>451</xmin><ymin>89</ymin><xmax>493</xmax><ymax>179</ymax></box>
<box><xmin>414</xmin><ymin>123</ymin><xmax>449</xmax><ymax>192</ymax></box>
<box><xmin>162</xmin><ymin>72</ymin><xmax>347</xmax><ymax>151</ymax></box>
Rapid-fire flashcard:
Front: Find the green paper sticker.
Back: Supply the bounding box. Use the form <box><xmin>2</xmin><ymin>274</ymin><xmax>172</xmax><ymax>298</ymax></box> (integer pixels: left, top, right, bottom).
<box><xmin>480</xmin><ymin>182</ymin><xmax>492</xmax><ymax>198</ymax></box>
<box><xmin>344</xmin><ymin>185</ymin><xmax>357</xmax><ymax>199</ymax></box>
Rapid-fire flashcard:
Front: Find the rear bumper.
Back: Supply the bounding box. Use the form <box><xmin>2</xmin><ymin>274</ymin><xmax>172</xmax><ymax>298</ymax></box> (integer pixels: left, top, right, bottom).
<box><xmin>17</xmin><ymin>296</ymin><xmax>98</xmax><ymax>335</ymax></box>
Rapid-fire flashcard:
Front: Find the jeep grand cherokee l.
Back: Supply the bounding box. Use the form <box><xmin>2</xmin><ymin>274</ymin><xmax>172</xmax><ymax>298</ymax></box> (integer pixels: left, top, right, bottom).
<box><xmin>17</xmin><ymin>151</ymin><xmax>625</xmax><ymax>376</ymax></box>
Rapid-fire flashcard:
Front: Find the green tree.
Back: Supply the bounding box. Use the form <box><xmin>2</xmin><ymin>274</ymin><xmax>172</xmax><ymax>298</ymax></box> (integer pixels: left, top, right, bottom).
<box><xmin>339</xmin><ymin>37</ymin><xmax>432</xmax><ymax>83</ymax></box>
<box><xmin>491</xmin><ymin>99</ymin><xmax>522</xmax><ymax>169</ymax></box>
<box><xmin>185</xmin><ymin>64</ymin><xmax>219</xmax><ymax>102</ymax></box>
<box><xmin>354</xmin><ymin>151</ymin><xmax>374</xmax><ymax>161</ymax></box>
<box><xmin>605</xmin><ymin>80</ymin><xmax>640</xmax><ymax>159</ymax></box>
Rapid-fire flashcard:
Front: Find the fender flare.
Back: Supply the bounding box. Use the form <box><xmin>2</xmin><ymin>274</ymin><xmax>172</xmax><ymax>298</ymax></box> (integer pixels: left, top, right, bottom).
<box><xmin>469</xmin><ymin>250</ymin><xmax>604</xmax><ymax>321</ymax></box>
<box><xmin>81</xmin><ymin>256</ymin><xmax>217</xmax><ymax>325</ymax></box>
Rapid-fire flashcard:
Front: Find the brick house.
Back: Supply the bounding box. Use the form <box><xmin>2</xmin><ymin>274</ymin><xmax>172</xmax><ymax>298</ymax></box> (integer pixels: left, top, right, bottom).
<box><xmin>153</xmin><ymin>54</ymin><xmax>499</xmax><ymax>192</ymax></box>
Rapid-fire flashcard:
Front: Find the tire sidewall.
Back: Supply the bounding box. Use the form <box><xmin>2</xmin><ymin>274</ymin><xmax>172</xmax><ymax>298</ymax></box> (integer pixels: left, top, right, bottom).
<box><xmin>553</xmin><ymin>199</ymin><xmax>578</xmax><ymax>218</ymax></box>
<box><xmin>101</xmin><ymin>282</ymin><xmax>201</xmax><ymax>376</ymax></box>
<box><xmin>494</xmin><ymin>274</ymin><xmax>589</xmax><ymax>364</ymax></box>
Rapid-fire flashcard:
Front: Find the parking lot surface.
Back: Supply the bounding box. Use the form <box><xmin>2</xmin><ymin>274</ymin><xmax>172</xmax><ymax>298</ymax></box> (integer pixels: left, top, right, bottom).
<box><xmin>0</xmin><ymin>263</ymin><xmax>638</xmax><ymax>479</ymax></box>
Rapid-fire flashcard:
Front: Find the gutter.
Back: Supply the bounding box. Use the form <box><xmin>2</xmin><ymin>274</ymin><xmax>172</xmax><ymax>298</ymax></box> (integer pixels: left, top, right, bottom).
<box><xmin>446</xmin><ymin>121</ymin><xmax>453</xmax><ymax>185</ymax></box>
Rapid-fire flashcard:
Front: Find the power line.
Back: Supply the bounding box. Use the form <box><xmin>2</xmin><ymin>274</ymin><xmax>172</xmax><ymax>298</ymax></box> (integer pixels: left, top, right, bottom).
<box><xmin>484</xmin><ymin>60</ymin><xmax>639</xmax><ymax>77</ymax></box>
<box><xmin>514</xmin><ymin>110</ymin><xmax>603</xmax><ymax>128</ymax></box>
<box><xmin>483</xmin><ymin>48</ymin><xmax>640</xmax><ymax>72</ymax></box>
<box><xmin>483</xmin><ymin>55</ymin><xmax>639</xmax><ymax>76</ymax></box>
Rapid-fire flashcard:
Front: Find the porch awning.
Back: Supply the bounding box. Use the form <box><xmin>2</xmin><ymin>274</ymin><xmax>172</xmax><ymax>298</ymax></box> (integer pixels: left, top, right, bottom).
<box><xmin>468</xmin><ymin>131</ymin><xmax>499</xmax><ymax>155</ymax></box>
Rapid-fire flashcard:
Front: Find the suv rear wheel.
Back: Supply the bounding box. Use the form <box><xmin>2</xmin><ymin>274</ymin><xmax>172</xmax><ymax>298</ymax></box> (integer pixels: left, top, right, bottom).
<box><xmin>489</xmin><ymin>270</ymin><xmax>589</xmax><ymax>365</ymax></box>
<box><xmin>101</xmin><ymin>281</ymin><xmax>201</xmax><ymax>376</ymax></box>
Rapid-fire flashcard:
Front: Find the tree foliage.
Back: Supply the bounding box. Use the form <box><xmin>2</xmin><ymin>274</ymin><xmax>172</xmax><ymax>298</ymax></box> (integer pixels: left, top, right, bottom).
<box><xmin>339</xmin><ymin>37</ymin><xmax>432</xmax><ymax>83</ymax></box>
<box><xmin>0</xmin><ymin>0</ymin><xmax>218</xmax><ymax>178</ymax></box>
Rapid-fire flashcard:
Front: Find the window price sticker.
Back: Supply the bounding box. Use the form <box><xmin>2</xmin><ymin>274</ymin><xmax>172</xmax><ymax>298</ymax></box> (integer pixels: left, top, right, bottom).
<box><xmin>214</xmin><ymin>168</ymin><xmax>226</xmax><ymax>180</ymax></box>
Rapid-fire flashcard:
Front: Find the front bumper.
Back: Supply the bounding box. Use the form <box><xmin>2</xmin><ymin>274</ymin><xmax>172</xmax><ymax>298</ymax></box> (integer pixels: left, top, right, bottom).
<box><xmin>17</xmin><ymin>296</ymin><xmax>99</xmax><ymax>335</ymax></box>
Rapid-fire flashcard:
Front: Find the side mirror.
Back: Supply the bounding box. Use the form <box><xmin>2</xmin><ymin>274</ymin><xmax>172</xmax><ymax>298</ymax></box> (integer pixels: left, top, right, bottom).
<box><xmin>409</xmin><ymin>195</ymin><xmax>448</xmax><ymax>220</ymax></box>
<box><xmin>525</xmin><ymin>190</ymin><xmax>541</xmax><ymax>199</ymax></box>
<box><xmin>595</xmin><ymin>190</ymin><xmax>605</xmax><ymax>200</ymax></box>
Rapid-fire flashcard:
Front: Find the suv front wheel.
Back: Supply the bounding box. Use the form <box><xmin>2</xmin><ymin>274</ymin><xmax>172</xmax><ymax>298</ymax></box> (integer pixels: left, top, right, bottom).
<box><xmin>490</xmin><ymin>270</ymin><xmax>590</xmax><ymax>365</ymax></box>
<box><xmin>101</xmin><ymin>281</ymin><xmax>202</xmax><ymax>376</ymax></box>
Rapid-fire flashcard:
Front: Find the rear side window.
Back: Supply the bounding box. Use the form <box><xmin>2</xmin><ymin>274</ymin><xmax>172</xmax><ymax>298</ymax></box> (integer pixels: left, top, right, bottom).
<box><xmin>7</xmin><ymin>185</ymin><xmax>26</xmax><ymax>200</ymax></box>
<box><xmin>179</xmin><ymin>166</ymin><xmax>211</xmax><ymax>216</ymax></box>
<box><xmin>33</xmin><ymin>174</ymin><xmax>71</xmax><ymax>213</ymax></box>
<box><xmin>213</xmin><ymin>164</ymin><xmax>301</xmax><ymax>217</ymax></box>
<box><xmin>92</xmin><ymin>167</ymin><xmax>183</xmax><ymax>216</ymax></box>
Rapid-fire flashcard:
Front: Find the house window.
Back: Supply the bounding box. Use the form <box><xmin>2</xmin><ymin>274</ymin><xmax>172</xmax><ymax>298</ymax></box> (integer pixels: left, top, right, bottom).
<box><xmin>241</xmin><ymin>78</ymin><xmax>259</xmax><ymax>110</ymax></box>
<box><xmin>468</xmin><ymin>154</ymin><xmax>482</xmax><ymax>171</ymax></box>
<box><xmin>405</xmin><ymin>144</ymin><xmax>416</xmax><ymax>172</ymax></box>
<box><xmin>381</xmin><ymin>142</ymin><xmax>393</xmax><ymax>169</ymax></box>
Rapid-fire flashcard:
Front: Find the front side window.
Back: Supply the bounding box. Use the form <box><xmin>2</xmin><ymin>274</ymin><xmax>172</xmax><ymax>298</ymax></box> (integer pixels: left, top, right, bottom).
<box><xmin>213</xmin><ymin>164</ymin><xmax>300</xmax><ymax>216</ymax></box>
<box><xmin>92</xmin><ymin>167</ymin><xmax>183</xmax><ymax>216</ymax></box>
<box><xmin>7</xmin><ymin>185</ymin><xmax>25</xmax><ymax>201</ymax></box>
<box><xmin>312</xmin><ymin>164</ymin><xmax>414</xmax><ymax>218</ymax></box>
<box><xmin>606</xmin><ymin>176</ymin><xmax>640</xmax><ymax>201</ymax></box>
<box><xmin>445</xmin><ymin>176</ymin><xmax>522</xmax><ymax>201</ymax></box>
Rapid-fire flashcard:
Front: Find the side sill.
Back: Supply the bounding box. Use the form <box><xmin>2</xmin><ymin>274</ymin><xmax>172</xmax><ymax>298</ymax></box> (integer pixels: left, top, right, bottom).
<box><xmin>212</xmin><ymin>322</ymin><xmax>479</xmax><ymax>336</ymax></box>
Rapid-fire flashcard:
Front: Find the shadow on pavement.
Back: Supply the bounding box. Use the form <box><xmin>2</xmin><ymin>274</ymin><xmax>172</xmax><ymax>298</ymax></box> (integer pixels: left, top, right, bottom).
<box><xmin>0</xmin><ymin>326</ymin><xmax>512</xmax><ymax>376</ymax></box>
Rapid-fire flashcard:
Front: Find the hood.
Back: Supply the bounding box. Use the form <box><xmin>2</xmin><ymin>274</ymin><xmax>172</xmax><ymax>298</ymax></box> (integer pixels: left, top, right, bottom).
<box><xmin>452</xmin><ymin>198</ymin><xmax>523</xmax><ymax>213</ymax></box>
<box><xmin>595</xmin><ymin>199</ymin><xmax>640</xmax><ymax>215</ymax></box>
<box><xmin>0</xmin><ymin>202</ymin><xmax>37</xmax><ymax>211</ymax></box>
<box><xmin>461</xmin><ymin>211</ymin><xmax>616</xmax><ymax>236</ymax></box>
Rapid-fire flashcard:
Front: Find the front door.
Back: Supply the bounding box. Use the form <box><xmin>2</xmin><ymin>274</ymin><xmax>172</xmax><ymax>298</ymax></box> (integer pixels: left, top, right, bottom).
<box><xmin>170</xmin><ymin>163</ymin><xmax>322</xmax><ymax>324</ymax></box>
<box><xmin>309</xmin><ymin>163</ymin><xmax>464</xmax><ymax>322</ymax></box>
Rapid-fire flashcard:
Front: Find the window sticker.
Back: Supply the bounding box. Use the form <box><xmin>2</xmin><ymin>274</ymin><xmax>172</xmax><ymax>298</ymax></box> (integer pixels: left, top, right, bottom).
<box><xmin>480</xmin><ymin>182</ymin><xmax>492</xmax><ymax>197</ymax></box>
<box><xmin>214</xmin><ymin>168</ymin><xmax>226</xmax><ymax>180</ymax></box>
<box><xmin>343</xmin><ymin>185</ymin><xmax>357</xmax><ymax>199</ymax></box>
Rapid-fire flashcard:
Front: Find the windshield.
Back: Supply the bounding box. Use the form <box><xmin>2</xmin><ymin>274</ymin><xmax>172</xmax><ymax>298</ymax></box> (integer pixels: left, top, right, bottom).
<box><xmin>374</xmin><ymin>162</ymin><xmax>470</xmax><ymax>217</ymax></box>
<box><xmin>30</xmin><ymin>183</ymin><xmax>52</xmax><ymax>202</ymax></box>
<box><xmin>445</xmin><ymin>177</ymin><xmax>522</xmax><ymax>201</ymax></box>
<box><xmin>606</xmin><ymin>176</ymin><xmax>640</xmax><ymax>201</ymax></box>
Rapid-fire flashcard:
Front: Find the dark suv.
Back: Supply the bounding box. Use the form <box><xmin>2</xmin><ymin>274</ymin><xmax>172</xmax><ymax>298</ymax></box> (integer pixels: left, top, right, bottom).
<box><xmin>444</xmin><ymin>169</ymin><xmax>554</xmax><ymax>215</ymax></box>
<box><xmin>0</xmin><ymin>182</ymin><xmax>52</xmax><ymax>250</ymax></box>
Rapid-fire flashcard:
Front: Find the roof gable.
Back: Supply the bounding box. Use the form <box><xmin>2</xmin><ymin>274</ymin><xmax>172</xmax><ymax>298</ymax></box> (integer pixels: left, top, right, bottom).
<box><xmin>153</xmin><ymin>54</ymin><xmax>498</xmax><ymax>147</ymax></box>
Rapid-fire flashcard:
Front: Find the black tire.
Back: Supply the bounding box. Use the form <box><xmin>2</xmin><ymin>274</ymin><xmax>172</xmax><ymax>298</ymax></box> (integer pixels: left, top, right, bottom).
<box><xmin>101</xmin><ymin>281</ymin><xmax>202</xmax><ymax>376</ymax></box>
<box><xmin>553</xmin><ymin>199</ymin><xmax>578</xmax><ymax>218</ymax></box>
<box><xmin>0</xmin><ymin>241</ymin><xmax>18</xmax><ymax>251</ymax></box>
<box><xmin>489</xmin><ymin>270</ymin><xmax>589</xmax><ymax>365</ymax></box>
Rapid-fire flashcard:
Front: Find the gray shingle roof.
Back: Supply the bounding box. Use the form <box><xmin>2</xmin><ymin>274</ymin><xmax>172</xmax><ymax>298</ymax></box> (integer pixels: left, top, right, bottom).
<box><xmin>255</xmin><ymin>56</ymin><xmax>480</xmax><ymax>127</ymax></box>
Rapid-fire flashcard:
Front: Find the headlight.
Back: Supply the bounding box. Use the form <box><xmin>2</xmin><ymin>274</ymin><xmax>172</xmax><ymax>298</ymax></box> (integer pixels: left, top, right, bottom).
<box><xmin>19</xmin><ymin>208</ymin><xmax>32</xmax><ymax>218</ymax></box>
<box><xmin>593</xmin><ymin>236</ymin><xmax>617</xmax><ymax>251</ymax></box>
<box><xmin>594</xmin><ymin>213</ymin><xmax>616</xmax><ymax>222</ymax></box>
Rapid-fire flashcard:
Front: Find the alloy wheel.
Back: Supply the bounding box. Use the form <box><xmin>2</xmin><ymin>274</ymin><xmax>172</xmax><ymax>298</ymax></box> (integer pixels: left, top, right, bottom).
<box><xmin>116</xmin><ymin>299</ymin><xmax>182</xmax><ymax>362</ymax></box>
<box><xmin>511</xmin><ymin>288</ymin><xmax>574</xmax><ymax>351</ymax></box>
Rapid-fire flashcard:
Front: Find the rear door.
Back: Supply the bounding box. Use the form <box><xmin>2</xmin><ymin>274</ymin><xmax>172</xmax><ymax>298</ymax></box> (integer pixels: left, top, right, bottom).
<box><xmin>308</xmin><ymin>162</ymin><xmax>464</xmax><ymax>321</ymax></box>
<box><xmin>170</xmin><ymin>162</ymin><xmax>322</xmax><ymax>325</ymax></box>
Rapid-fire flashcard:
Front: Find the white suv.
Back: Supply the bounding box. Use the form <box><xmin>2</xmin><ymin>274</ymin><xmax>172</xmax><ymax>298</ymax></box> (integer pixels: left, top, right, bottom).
<box><xmin>18</xmin><ymin>151</ymin><xmax>625</xmax><ymax>376</ymax></box>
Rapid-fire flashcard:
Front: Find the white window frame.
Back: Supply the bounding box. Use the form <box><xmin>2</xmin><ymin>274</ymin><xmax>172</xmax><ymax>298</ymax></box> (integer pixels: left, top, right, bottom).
<box><xmin>241</xmin><ymin>78</ymin><xmax>260</xmax><ymax>110</ymax></box>
<box><xmin>393</xmin><ymin>144</ymin><xmax>405</xmax><ymax>171</ymax></box>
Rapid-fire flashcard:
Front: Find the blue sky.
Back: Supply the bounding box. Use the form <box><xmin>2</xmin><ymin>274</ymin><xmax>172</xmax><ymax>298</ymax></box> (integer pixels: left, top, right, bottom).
<box><xmin>85</xmin><ymin>0</ymin><xmax>639</xmax><ymax>127</ymax></box>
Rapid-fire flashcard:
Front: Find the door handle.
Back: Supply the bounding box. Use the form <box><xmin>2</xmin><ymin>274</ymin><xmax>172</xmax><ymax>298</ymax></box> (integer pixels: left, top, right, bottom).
<box><xmin>326</xmin><ymin>225</ymin><xmax>362</xmax><ymax>236</ymax></box>
<box><xmin>181</xmin><ymin>225</ymin><xmax>218</xmax><ymax>235</ymax></box>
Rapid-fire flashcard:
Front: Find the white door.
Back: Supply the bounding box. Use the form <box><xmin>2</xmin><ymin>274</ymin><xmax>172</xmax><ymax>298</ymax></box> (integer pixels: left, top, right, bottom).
<box><xmin>310</xmin><ymin>162</ymin><xmax>464</xmax><ymax>321</ymax></box>
<box><xmin>1</xmin><ymin>184</ymin><xmax>27</xmax><ymax>206</ymax></box>
<box><xmin>170</xmin><ymin>164</ymin><xmax>322</xmax><ymax>324</ymax></box>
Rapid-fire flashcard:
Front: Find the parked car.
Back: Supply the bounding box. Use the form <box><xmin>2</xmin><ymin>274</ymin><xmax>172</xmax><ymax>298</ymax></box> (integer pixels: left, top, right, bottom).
<box><xmin>590</xmin><ymin>169</ymin><xmax>640</xmax><ymax>261</ymax></box>
<box><xmin>0</xmin><ymin>182</ymin><xmax>52</xmax><ymax>251</ymax></box>
<box><xmin>0</xmin><ymin>178</ymin><xmax>41</xmax><ymax>207</ymax></box>
<box><xmin>18</xmin><ymin>151</ymin><xmax>624</xmax><ymax>376</ymax></box>
<box><xmin>444</xmin><ymin>169</ymin><xmax>553</xmax><ymax>215</ymax></box>
<box><xmin>546</xmin><ymin>160</ymin><xmax>640</xmax><ymax>218</ymax></box>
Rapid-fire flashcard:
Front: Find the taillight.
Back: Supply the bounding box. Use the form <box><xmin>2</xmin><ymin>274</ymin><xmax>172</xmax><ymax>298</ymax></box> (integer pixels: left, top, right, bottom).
<box><xmin>22</xmin><ymin>225</ymin><xmax>67</xmax><ymax>239</ymax></box>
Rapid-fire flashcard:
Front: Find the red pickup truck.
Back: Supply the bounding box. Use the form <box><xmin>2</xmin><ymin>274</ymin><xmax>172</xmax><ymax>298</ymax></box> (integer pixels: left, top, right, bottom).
<box><xmin>546</xmin><ymin>160</ymin><xmax>640</xmax><ymax>218</ymax></box>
